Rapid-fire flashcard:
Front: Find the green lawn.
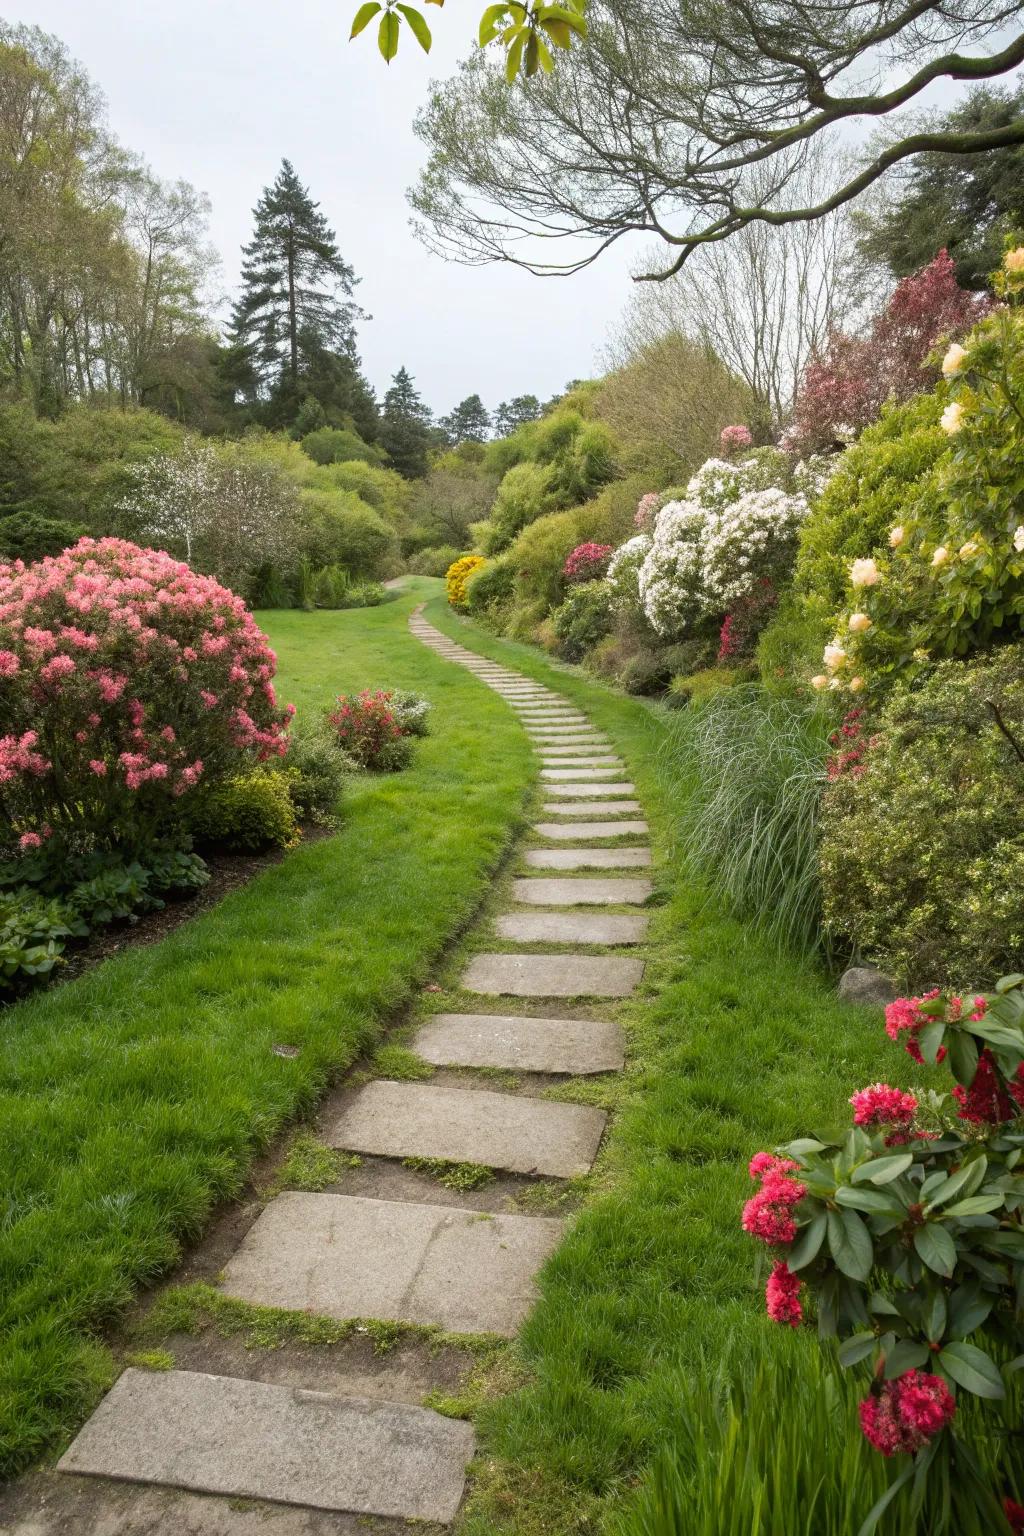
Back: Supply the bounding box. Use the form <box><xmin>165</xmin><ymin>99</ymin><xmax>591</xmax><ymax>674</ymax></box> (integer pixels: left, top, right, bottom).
<box><xmin>422</xmin><ymin>600</ymin><xmax>972</xmax><ymax>1536</ymax></box>
<box><xmin>0</xmin><ymin>580</ymin><xmax>535</xmax><ymax>1479</ymax></box>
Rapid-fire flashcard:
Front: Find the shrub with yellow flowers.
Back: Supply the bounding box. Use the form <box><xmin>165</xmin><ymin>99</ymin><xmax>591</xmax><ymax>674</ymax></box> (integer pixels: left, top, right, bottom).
<box><xmin>815</xmin><ymin>245</ymin><xmax>1024</xmax><ymax>697</ymax></box>
<box><xmin>445</xmin><ymin>553</ymin><xmax>486</xmax><ymax>609</ymax></box>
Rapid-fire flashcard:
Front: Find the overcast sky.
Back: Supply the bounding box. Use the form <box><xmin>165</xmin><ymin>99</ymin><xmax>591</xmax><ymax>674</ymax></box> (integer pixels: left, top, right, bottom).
<box><xmin>19</xmin><ymin>0</ymin><xmax>637</xmax><ymax>416</ymax></box>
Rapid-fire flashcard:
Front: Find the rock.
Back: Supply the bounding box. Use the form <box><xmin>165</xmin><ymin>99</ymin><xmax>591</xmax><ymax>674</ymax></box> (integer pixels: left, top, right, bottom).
<box><xmin>838</xmin><ymin>966</ymin><xmax>900</xmax><ymax>1007</ymax></box>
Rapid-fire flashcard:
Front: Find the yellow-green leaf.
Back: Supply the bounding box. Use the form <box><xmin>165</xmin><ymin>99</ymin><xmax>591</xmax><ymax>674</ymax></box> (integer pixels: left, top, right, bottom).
<box><xmin>505</xmin><ymin>32</ymin><xmax>525</xmax><ymax>78</ymax></box>
<box><xmin>539</xmin><ymin>2</ymin><xmax>587</xmax><ymax>31</ymax></box>
<box><xmin>524</xmin><ymin>30</ymin><xmax>540</xmax><ymax>74</ymax></box>
<box><xmin>479</xmin><ymin>2</ymin><xmax>510</xmax><ymax>43</ymax></box>
<box><xmin>535</xmin><ymin>34</ymin><xmax>554</xmax><ymax>70</ymax></box>
<box><xmin>540</xmin><ymin>18</ymin><xmax>571</xmax><ymax>48</ymax></box>
<box><xmin>378</xmin><ymin>9</ymin><xmax>400</xmax><ymax>60</ymax></box>
<box><xmin>396</xmin><ymin>3</ymin><xmax>432</xmax><ymax>51</ymax></box>
<box><xmin>350</xmin><ymin>0</ymin><xmax>382</xmax><ymax>38</ymax></box>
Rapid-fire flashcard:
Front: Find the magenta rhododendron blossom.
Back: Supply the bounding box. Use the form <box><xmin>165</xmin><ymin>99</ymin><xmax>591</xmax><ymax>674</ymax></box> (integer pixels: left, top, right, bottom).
<box><xmin>742</xmin><ymin>1157</ymin><xmax>806</xmax><ymax>1245</ymax></box>
<box><xmin>849</xmin><ymin>1083</ymin><xmax>918</xmax><ymax>1132</ymax></box>
<box><xmin>884</xmin><ymin>990</ymin><xmax>949</xmax><ymax>1065</ymax></box>
<box><xmin>765</xmin><ymin>1261</ymin><xmax>803</xmax><ymax>1327</ymax></box>
<box><xmin>563</xmin><ymin>543</ymin><xmax>614</xmax><ymax>583</ymax></box>
<box><xmin>859</xmin><ymin>1371</ymin><xmax>955</xmax><ymax>1457</ymax></box>
<box><xmin>0</xmin><ymin>537</ymin><xmax>291</xmax><ymax>849</ymax></box>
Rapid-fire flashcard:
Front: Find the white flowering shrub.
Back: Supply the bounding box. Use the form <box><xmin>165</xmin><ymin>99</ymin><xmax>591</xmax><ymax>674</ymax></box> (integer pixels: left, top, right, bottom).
<box><xmin>606</xmin><ymin>533</ymin><xmax>652</xmax><ymax>618</ymax></box>
<box><xmin>626</xmin><ymin>451</ymin><xmax>809</xmax><ymax>639</ymax></box>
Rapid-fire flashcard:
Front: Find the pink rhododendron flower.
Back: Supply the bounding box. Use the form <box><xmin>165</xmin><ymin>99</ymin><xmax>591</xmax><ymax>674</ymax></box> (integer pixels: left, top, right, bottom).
<box><xmin>765</xmin><ymin>1261</ymin><xmax>803</xmax><ymax>1326</ymax></box>
<box><xmin>859</xmin><ymin>1372</ymin><xmax>955</xmax><ymax>1457</ymax></box>
<box><xmin>0</xmin><ymin>649</ymin><xmax>20</xmax><ymax>676</ymax></box>
<box><xmin>19</xmin><ymin>831</ymin><xmax>42</xmax><ymax>849</ymax></box>
<box><xmin>884</xmin><ymin>990</ymin><xmax>947</xmax><ymax>1065</ymax></box>
<box><xmin>720</xmin><ymin>424</ymin><xmax>753</xmax><ymax>453</ymax></box>
<box><xmin>850</xmin><ymin>1083</ymin><xmax>918</xmax><ymax>1131</ymax></box>
<box><xmin>742</xmin><ymin>1168</ymin><xmax>806</xmax><ymax>1246</ymax></box>
<box><xmin>634</xmin><ymin>492</ymin><xmax>659</xmax><ymax>529</ymax></box>
<box><xmin>748</xmin><ymin>1152</ymin><xmax>799</xmax><ymax>1180</ymax></box>
<box><xmin>563</xmin><ymin>543</ymin><xmax>614</xmax><ymax>583</ymax></box>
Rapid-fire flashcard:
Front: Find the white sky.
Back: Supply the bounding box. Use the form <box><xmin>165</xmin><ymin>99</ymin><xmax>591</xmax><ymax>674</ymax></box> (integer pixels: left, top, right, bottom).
<box><xmin>18</xmin><ymin>0</ymin><xmax>637</xmax><ymax>417</ymax></box>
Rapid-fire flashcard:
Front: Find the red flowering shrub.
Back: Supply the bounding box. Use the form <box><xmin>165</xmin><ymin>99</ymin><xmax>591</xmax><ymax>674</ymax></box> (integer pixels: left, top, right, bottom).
<box><xmin>717</xmin><ymin>578</ymin><xmax>778</xmax><ymax>660</ymax></box>
<box><xmin>327</xmin><ymin>689</ymin><xmax>411</xmax><ymax>771</ymax></box>
<box><xmin>563</xmin><ymin>542</ymin><xmax>613</xmax><ymax>584</ymax></box>
<box><xmin>0</xmin><ymin>538</ymin><xmax>291</xmax><ymax>853</ymax></box>
<box><xmin>787</xmin><ymin>251</ymin><xmax>987</xmax><ymax>454</ymax></box>
<box><xmin>743</xmin><ymin>973</ymin><xmax>1024</xmax><ymax>1530</ymax></box>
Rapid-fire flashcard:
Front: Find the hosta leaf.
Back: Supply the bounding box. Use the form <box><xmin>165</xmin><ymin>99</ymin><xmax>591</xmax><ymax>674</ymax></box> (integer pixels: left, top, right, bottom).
<box><xmin>914</xmin><ymin>1223</ymin><xmax>957</xmax><ymax>1277</ymax></box>
<box><xmin>939</xmin><ymin>1340</ymin><xmax>1005</xmax><ymax>1398</ymax></box>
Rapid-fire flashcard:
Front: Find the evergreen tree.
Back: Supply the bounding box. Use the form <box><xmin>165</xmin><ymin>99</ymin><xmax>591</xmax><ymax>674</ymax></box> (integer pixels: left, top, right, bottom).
<box><xmin>379</xmin><ymin>367</ymin><xmax>434</xmax><ymax>478</ymax></box>
<box><xmin>229</xmin><ymin>160</ymin><xmax>362</xmax><ymax>403</ymax></box>
<box><xmin>493</xmin><ymin>394</ymin><xmax>542</xmax><ymax>436</ymax></box>
<box><xmin>439</xmin><ymin>393</ymin><xmax>491</xmax><ymax>444</ymax></box>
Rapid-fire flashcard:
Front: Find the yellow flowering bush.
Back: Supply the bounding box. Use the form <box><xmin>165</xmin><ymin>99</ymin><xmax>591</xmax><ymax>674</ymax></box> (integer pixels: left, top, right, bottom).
<box><xmin>445</xmin><ymin>553</ymin><xmax>486</xmax><ymax>609</ymax></box>
<box><xmin>821</xmin><ymin>249</ymin><xmax>1024</xmax><ymax>696</ymax></box>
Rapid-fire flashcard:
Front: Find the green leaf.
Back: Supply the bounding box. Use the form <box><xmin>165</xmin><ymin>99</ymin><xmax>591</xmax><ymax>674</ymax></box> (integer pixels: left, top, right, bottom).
<box><xmin>939</xmin><ymin>1340</ymin><xmax>1006</xmax><ymax>1398</ymax></box>
<box><xmin>396</xmin><ymin>4</ymin><xmax>432</xmax><ymax>50</ymax></box>
<box><xmin>378</xmin><ymin>9</ymin><xmax>400</xmax><ymax>59</ymax></box>
<box><xmin>835</xmin><ymin>1184</ymin><xmax>904</xmax><ymax>1217</ymax></box>
<box><xmin>996</xmin><ymin>974</ymin><xmax>1024</xmax><ymax>993</ymax></box>
<box><xmin>524</xmin><ymin>30</ymin><xmax>540</xmax><ymax>74</ymax></box>
<box><xmin>883</xmin><ymin>1338</ymin><xmax>930</xmax><ymax>1377</ymax></box>
<box><xmin>924</xmin><ymin>1289</ymin><xmax>947</xmax><ymax>1343</ymax></box>
<box><xmin>948</xmin><ymin>1284</ymin><xmax>994</xmax><ymax>1338</ymax></box>
<box><xmin>851</xmin><ymin>1153</ymin><xmax>913</xmax><ymax>1186</ymax></box>
<box><xmin>948</xmin><ymin>1027</ymin><xmax>979</xmax><ymax>1086</ymax></box>
<box><xmin>838</xmin><ymin>1331</ymin><xmax>877</xmax><ymax>1367</ymax></box>
<box><xmin>828</xmin><ymin>1208</ymin><xmax>874</xmax><ymax>1282</ymax></box>
<box><xmin>918</xmin><ymin>1018</ymin><xmax>946</xmax><ymax>1066</ymax></box>
<box><xmin>478</xmin><ymin>3</ymin><xmax>509</xmax><ymax>43</ymax></box>
<box><xmin>944</xmin><ymin>1194</ymin><xmax>1004</xmax><ymax>1217</ymax></box>
<box><xmin>926</xmin><ymin>1158</ymin><xmax>986</xmax><ymax>1211</ymax></box>
<box><xmin>539</xmin><ymin>17</ymin><xmax>572</xmax><ymax>46</ymax></box>
<box><xmin>350</xmin><ymin>0</ymin><xmax>382</xmax><ymax>36</ymax></box>
<box><xmin>787</xmin><ymin>1211</ymin><xmax>827</xmax><ymax>1271</ymax></box>
<box><xmin>504</xmin><ymin>31</ymin><xmax>525</xmax><ymax>78</ymax></box>
<box><xmin>857</xmin><ymin>1461</ymin><xmax>915</xmax><ymax>1536</ymax></box>
<box><xmin>914</xmin><ymin>1223</ymin><xmax>957</xmax><ymax>1278</ymax></box>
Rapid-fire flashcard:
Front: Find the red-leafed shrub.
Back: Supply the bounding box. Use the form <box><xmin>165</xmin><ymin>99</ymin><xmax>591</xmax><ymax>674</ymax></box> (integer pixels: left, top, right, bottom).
<box><xmin>327</xmin><ymin>689</ymin><xmax>411</xmax><ymax>771</ymax></box>
<box><xmin>0</xmin><ymin>538</ymin><xmax>292</xmax><ymax>853</ymax></box>
<box><xmin>787</xmin><ymin>251</ymin><xmax>987</xmax><ymax>454</ymax></box>
<box><xmin>563</xmin><ymin>542</ymin><xmax>613</xmax><ymax>583</ymax></box>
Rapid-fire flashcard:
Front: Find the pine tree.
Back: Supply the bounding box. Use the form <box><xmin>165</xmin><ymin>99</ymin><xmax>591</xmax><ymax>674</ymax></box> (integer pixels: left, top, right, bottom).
<box><xmin>229</xmin><ymin>160</ymin><xmax>362</xmax><ymax>402</ymax></box>
<box><xmin>379</xmin><ymin>367</ymin><xmax>434</xmax><ymax>478</ymax></box>
<box><xmin>493</xmin><ymin>394</ymin><xmax>542</xmax><ymax>436</ymax></box>
<box><xmin>439</xmin><ymin>393</ymin><xmax>491</xmax><ymax>444</ymax></box>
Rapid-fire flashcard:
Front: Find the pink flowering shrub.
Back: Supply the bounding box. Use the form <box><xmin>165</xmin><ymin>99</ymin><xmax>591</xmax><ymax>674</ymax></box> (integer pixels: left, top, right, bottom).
<box><xmin>563</xmin><ymin>542</ymin><xmax>613</xmax><ymax>584</ymax></box>
<box><xmin>720</xmin><ymin>424</ymin><xmax>753</xmax><ymax>454</ymax></box>
<box><xmin>634</xmin><ymin>492</ymin><xmax>660</xmax><ymax>530</ymax></box>
<box><xmin>327</xmin><ymin>689</ymin><xmax>412</xmax><ymax>771</ymax></box>
<box><xmin>743</xmin><ymin>973</ymin><xmax>1024</xmax><ymax>1529</ymax></box>
<box><xmin>0</xmin><ymin>539</ymin><xmax>292</xmax><ymax>853</ymax></box>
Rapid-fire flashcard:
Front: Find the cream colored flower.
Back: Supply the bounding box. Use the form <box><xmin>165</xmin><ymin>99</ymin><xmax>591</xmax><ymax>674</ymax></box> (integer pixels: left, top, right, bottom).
<box><xmin>1014</xmin><ymin>525</ymin><xmax>1024</xmax><ymax>553</ymax></box>
<box><xmin>1004</xmin><ymin>247</ymin><xmax>1024</xmax><ymax>275</ymax></box>
<box><xmin>811</xmin><ymin>674</ymin><xmax>828</xmax><ymax>691</ymax></box>
<box><xmin>849</xmin><ymin>676</ymin><xmax>866</xmax><ymax>693</ymax></box>
<box><xmin>942</xmin><ymin>343</ymin><xmax>968</xmax><ymax>376</ymax></box>
<box><xmin>848</xmin><ymin>612</ymin><xmax>872</xmax><ymax>634</ymax></box>
<box><xmin>959</xmin><ymin>540</ymin><xmax>979</xmax><ymax>559</ymax></box>
<box><xmin>889</xmin><ymin>526</ymin><xmax>905</xmax><ymax>549</ymax></box>
<box><xmin>941</xmin><ymin>401</ymin><xmax>965</xmax><ymax>435</ymax></box>
<box><xmin>823</xmin><ymin>644</ymin><xmax>846</xmax><ymax>672</ymax></box>
<box><xmin>931</xmin><ymin>545</ymin><xmax>950</xmax><ymax>567</ymax></box>
<box><xmin>828</xmin><ymin>677</ymin><xmax>843</xmax><ymax>691</ymax></box>
<box><xmin>912</xmin><ymin>647</ymin><xmax>930</xmax><ymax>663</ymax></box>
<box><xmin>850</xmin><ymin>557</ymin><xmax>880</xmax><ymax>588</ymax></box>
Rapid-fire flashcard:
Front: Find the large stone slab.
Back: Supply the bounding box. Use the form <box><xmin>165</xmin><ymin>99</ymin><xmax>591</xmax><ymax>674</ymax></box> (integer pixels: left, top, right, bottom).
<box><xmin>542</xmin><ymin>799</ymin><xmax>643</xmax><ymax>815</ymax></box>
<box><xmin>58</xmin><ymin>1368</ymin><xmax>474</xmax><ymax>1523</ymax></box>
<box><xmin>539</xmin><ymin>756</ymin><xmax>622</xmax><ymax>768</ymax></box>
<box><xmin>541</xmin><ymin>767</ymin><xmax>623</xmax><ymax>781</ymax></box>
<box><xmin>496</xmin><ymin>911</ymin><xmax>648</xmax><ymax>945</ymax></box>
<box><xmin>222</xmin><ymin>1192</ymin><xmax>563</xmax><ymax>1336</ymax></box>
<box><xmin>511</xmin><ymin>876</ymin><xmax>652</xmax><ymax>905</ymax></box>
<box><xmin>462</xmin><ymin>952</ymin><xmax>643</xmax><ymax>997</ymax></box>
<box><xmin>534</xmin><ymin>820</ymin><xmax>649</xmax><ymax>839</ymax></box>
<box><xmin>536</xmin><ymin>743</ymin><xmax>616</xmax><ymax>755</ymax></box>
<box><xmin>328</xmin><ymin>1080</ymin><xmax>605</xmax><ymax>1178</ymax></box>
<box><xmin>544</xmin><ymin>781</ymin><xmax>636</xmax><ymax>798</ymax></box>
<box><xmin>525</xmin><ymin>847</ymin><xmax>652</xmax><ymax>870</ymax></box>
<box><xmin>414</xmin><ymin>1011</ymin><xmax>625</xmax><ymax>1073</ymax></box>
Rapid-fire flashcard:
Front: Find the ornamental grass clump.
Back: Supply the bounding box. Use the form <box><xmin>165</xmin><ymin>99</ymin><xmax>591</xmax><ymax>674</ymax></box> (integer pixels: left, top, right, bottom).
<box><xmin>743</xmin><ymin>974</ymin><xmax>1024</xmax><ymax>1533</ymax></box>
<box><xmin>0</xmin><ymin>537</ymin><xmax>292</xmax><ymax>857</ymax></box>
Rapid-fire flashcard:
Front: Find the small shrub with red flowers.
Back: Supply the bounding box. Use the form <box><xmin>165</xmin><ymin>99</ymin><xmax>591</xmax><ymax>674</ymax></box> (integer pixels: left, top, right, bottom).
<box><xmin>326</xmin><ymin>689</ymin><xmax>415</xmax><ymax>772</ymax></box>
<box><xmin>0</xmin><ymin>538</ymin><xmax>292</xmax><ymax>857</ymax></box>
<box><xmin>720</xmin><ymin>423</ymin><xmax>754</xmax><ymax>455</ymax></box>
<box><xmin>563</xmin><ymin>542</ymin><xmax>613</xmax><ymax>584</ymax></box>
<box><xmin>743</xmin><ymin>974</ymin><xmax>1024</xmax><ymax>1533</ymax></box>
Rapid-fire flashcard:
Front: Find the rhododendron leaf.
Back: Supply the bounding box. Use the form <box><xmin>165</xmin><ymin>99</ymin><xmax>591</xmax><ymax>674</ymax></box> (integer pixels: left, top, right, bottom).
<box><xmin>948</xmin><ymin>1285</ymin><xmax>994</xmax><ymax>1338</ymax></box>
<box><xmin>781</xmin><ymin>1137</ymin><xmax>827</xmax><ymax>1157</ymax></box>
<box><xmin>868</xmin><ymin>1292</ymin><xmax>901</xmax><ymax>1316</ymax></box>
<box><xmin>969</xmin><ymin>1020</ymin><xmax>1024</xmax><ymax>1050</ymax></box>
<box><xmin>396</xmin><ymin>5</ymin><xmax>432</xmax><ymax>52</ymax></box>
<box><xmin>947</xmin><ymin>1028</ymin><xmax>979</xmax><ymax>1087</ymax></box>
<box><xmin>882</xmin><ymin>1338</ymin><xmax>930</xmax><ymax>1377</ymax></box>
<box><xmin>981</xmin><ymin>1229</ymin><xmax>1024</xmax><ymax>1258</ymax></box>
<box><xmin>917</xmin><ymin>1018</ymin><xmax>946</xmax><ymax>1066</ymax></box>
<box><xmin>944</xmin><ymin>1194</ymin><xmax>1004</xmax><ymax>1217</ymax></box>
<box><xmin>924</xmin><ymin>1289</ymin><xmax>947</xmax><ymax>1342</ymax></box>
<box><xmin>835</xmin><ymin>1184</ymin><xmax>903</xmax><ymax>1218</ymax></box>
<box><xmin>926</xmin><ymin>1157</ymin><xmax>986</xmax><ymax>1210</ymax></box>
<box><xmin>828</xmin><ymin>1208</ymin><xmax>873</xmax><ymax>1281</ymax></box>
<box><xmin>914</xmin><ymin>1223</ymin><xmax>956</xmax><ymax>1278</ymax></box>
<box><xmin>938</xmin><ymin>1340</ymin><xmax>1005</xmax><ymax>1398</ymax></box>
<box><xmin>851</xmin><ymin>1152</ymin><xmax>912</xmax><ymax>1186</ymax></box>
<box><xmin>837</xmin><ymin>1331</ymin><xmax>876</xmax><ymax>1367</ymax></box>
<box><xmin>786</xmin><ymin>1211</ymin><xmax>826</xmax><ymax>1271</ymax></box>
<box><xmin>378</xmin><ymin>9</ymin><xmax>400</xmax><ymax>59</ymax></box>
<box><xmin>856</xmin><ymin>1462</ymin><xmax>915</xmax><ymax>1536</ymax></box>
<box><xmin>995</xmin><ymin>973</ymin><xmax>1024</xmax><ymax>993</ymax></box>
<box><xmin>1004</xmin><ymin>1352</ymin><xmax>1024</xmax><ymax>1373</ymax></box>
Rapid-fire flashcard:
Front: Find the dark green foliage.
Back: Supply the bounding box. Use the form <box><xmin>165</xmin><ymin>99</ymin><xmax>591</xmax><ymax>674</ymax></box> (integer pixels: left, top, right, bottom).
<box><xmin>300</xmin><ymin>426</ymin><xmax>380</xmax><ymax>466</ymax></box>
<box><xmin>407</xmin><ymin>544</ymin><xmax>463</xmax><ymax>577</ymax></box>
<box><xmin>756</xmin><ymin>594</ymin><xmax>831</xmax><ymax>697</ymax></box>
<box><xmin>0</xmin><ymin>509</ymin><xmax>86</xmax><ymax>561</ymax></box>
<box><xmin>855</xmin><ymin>86</ymin><xmax>1024</xmax><ymax>291</ymax></box>
<box><xmin>551</xmin><ymin>581</ymin><xmax>614</xmax><ymax>661</ymax></box>
<box><xmin>439</xmin><ymin>393</ymin><xmax>491</xmax><ymax>444</ymax></box>
<box><xmin>820</xmin><ymin>649</ymin><xmax>1024</xmax><ymax>987</ymax></box>
<box><xmin>186</xmin><ymin>769</ymin><xmax>298</xmax><ymax>852</ymax></box>
<box><xmin>297</xmin><ymin>492</ymin><xmax>399</xmax><ymax>578</ymax></box>
<box><xmin>379</xmin><ymin>366</ymin><xmax>434</xmax><ymax>478</ymax></box>
<box><xmin>284</xmin><ymin>729</ymin><xmax>351</xmax><ymax>825</ymax></box>
<box><xmin>228</xmin><ymin>160</ymin><xmax>362</xmax><ymax>401</ymax></box>
<box><xmin>493</xmin><ymin>394</ymin><xmax>542</xmax><ymax>437</ymax></box>
<box><xmin>620</xmin><ymin>649</ymin><xmax>674</xmax><ymax>695</ymax></box>
<box><xmin>464</xmin><ymin>554</ymin><xmax>516</xmax><ymax>616</ymax></box>
<box><xmin>0</xmin><ymin>889</ymin><xmax>77</xmax><ymax>990</ymax></box>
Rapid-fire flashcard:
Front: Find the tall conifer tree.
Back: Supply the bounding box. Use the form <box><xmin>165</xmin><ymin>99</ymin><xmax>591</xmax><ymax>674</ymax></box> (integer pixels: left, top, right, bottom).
<box><xmin>379</xmin><ymin>367</ymin><xmax>434</xmax><ymax>478</ymax></box>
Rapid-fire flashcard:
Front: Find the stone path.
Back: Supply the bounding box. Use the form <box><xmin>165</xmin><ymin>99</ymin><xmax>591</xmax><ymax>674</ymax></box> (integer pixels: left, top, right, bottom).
<box><xmin>51</xmin><ymin>605</ymin><xmax>653</xmax><ymax>1533</ymax></box>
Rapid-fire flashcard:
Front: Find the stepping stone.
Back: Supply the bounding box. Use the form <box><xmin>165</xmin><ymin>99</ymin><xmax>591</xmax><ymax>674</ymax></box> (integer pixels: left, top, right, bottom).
<box><xmin>414</xmin><ymin>1011</ymin><xmax>625</xmax><ymax>1073</ymax></box>
<box><xmin>539</xmin><ymin>756</ymin><xmax>622</xmax><ymax>768</ymax></box>
<box><xmin>534</xmin><ymin>819</ymin><xmax>649</xmax><ymax>839</ymax></box>
<box><xmin>496</xmin><ymin>911</ymin><xmax>648</xmax><ymax>945</ymax></box>
<box><xmin>58</xmin><ymin>1368</ymin><xmax>473</xmax><ymax>1523</ymax></box>
<box><xmin>545</xmin><ymin>782</ymin><xmax>636</xmax><ymax>798</ymax></box>
<box><xmin>223</xmin><ymin>1193</ymin><xmax>562</xmax><ymax>1337</ymax></box>
<box><xmin>536</xmin><ymin>743</ymin><xmax>615</xmax><ymax>755</ymax></box>
<box><xmin>328</xmin><ymin>1081</ymin><xmax>605</xmax><ymax>1178</ymax></box>
<box><xmin>542</xmin><ymin>799</ymin><xmax>643</xmax><ymax>815</ymax></box>
<box><xmin>529</xmin><ymin>732</ymin><xmax>610</xmax><ymax>743</ymax></box>
<box><xmin>511</xmin><ymin>876</ymin><xmax>652</xmax><ymax>905</ymax></box>
<box><xmin>463</xmin><ymin>952</ymin><xmax>643</xmax><ymax>997</ymax></box>
<box><xmin>542</xmin><ymin>767</ymin><xmax>623</xmax><ymax>781</ymax></box>
<box><xmin>525</xmin><ymin>848</ymin><xmax>652</xmax><ymax>870</ymax></box>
